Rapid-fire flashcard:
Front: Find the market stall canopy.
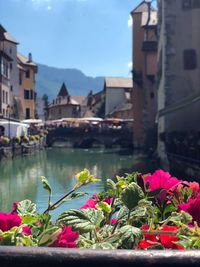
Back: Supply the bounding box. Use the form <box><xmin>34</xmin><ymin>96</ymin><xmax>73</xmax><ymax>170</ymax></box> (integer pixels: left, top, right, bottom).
<box><xmin>22</xmin><ymin>119</ymin><xmax>43</xmax><ymax>124</ymax></box>
<box><xmin>0</xmin><ymin>120</ymin><xmax>29</xmax><ymax>137</ymax></box>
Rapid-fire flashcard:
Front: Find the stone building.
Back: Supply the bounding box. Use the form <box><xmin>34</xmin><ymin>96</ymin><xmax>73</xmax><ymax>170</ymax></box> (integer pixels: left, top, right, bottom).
<box><xmin>157</xmin><ymin>0</ymin><xmax>200</xmax><ymax>168</ymax></box>
<box><xmin>104</xmin><ymin>77</ymin><xmax>133</xmax><ymax>119</ymax></box>
<box><xmin>0</xmin><ymin>25</ymin><xmax>18</xmax><ymax>118</ymax></box>
<box><xmin>48</xmin><ymin>83</ymin><xmax>84</xmax><ymax>120</ymax></box>
<box><xmin>131</xmin><ymin>1</ymin><xmax>158</xmax><ymax>148</ymax></box>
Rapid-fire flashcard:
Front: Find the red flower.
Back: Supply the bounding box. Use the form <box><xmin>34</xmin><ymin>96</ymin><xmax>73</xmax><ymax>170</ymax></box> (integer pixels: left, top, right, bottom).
<box><xmin>0</xmin><ymin>212</ymin><xmax>21</xmax><ymax>232</ymax></box>
<box><xmin>179</xmin><ymin>194</ymin><xmax>200</xmax><ymax>226</ymax></box>
<box><xmin>159</xmin><ymin>225</ymin><xmax>184</xmax><ymax>250</ymax></box>
<box><xmin>137</xmin><ymin>224</ymin><xmax>184</xmax><ymax>250</ymax></box>
<box><xmin>51</xmin><ymin>226</ymin><xmax>79</xmax><ymax>248</ymax></box>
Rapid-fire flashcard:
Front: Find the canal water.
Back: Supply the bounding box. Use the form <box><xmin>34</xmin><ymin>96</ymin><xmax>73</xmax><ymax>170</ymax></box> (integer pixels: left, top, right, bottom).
<box><xmin>0</xmin><ymin>148</ymin><xmax>152</xmax><ymax>218</ymax></box>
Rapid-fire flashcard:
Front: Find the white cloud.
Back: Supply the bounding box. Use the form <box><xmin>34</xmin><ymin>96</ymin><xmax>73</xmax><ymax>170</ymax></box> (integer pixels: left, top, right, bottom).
<box><xmin>47</xmin><ymin>5</ymin><xmax>52</xmax><ymax>10</ymax></box>
<box><xmin>128</xmin><ymin>61</ymin><xmax>132</xmax><ymax>69</ymax></box>
<box><xmin>128</xmin><ymin>15</ymin><xmax>132</xmax><ymax>28</ymax></box>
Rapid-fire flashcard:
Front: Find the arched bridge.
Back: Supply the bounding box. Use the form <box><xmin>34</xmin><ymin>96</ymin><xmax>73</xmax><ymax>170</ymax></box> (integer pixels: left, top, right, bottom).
<box><xmin>46</xmin><ymin>127</ymin><xmax>133</xmax><ymax>149</ymax></box>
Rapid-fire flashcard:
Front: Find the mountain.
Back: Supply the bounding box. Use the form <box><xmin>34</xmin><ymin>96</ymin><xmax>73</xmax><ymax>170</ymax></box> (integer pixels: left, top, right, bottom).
<box><xmin>35</xmin><ymin>63</ymin><xmax>104</xmax><ymax>100</ymax></box>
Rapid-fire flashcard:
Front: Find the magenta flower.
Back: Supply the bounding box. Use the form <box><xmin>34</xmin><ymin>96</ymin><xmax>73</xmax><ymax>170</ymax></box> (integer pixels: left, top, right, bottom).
<box><xmin>80</xmin><ymin>198</ymin><xmax>98</xmax><ymax>209</ymax></box>
<box><xmin>51</xmin><ymin>226</ymin><xmax>79</xmax><ymax>248</ymax></box>
<box><xmin>179</xmin><ymin>194</ymin><xmax>200</xmax><ymax>226</ymax></box>
<box><xmin>0</xmin><ymin>212</ymin><xmax>22</xmax><ymax>232</ymax></box>
<box><xmin>144</xmin><ymin>170</ymin><xmax>180</xmax><ymax>191</ymax></box>
<box><xmin>22</xmin><ymin>226</ymin><xmax>32</xmax><ymax>236</ymax></box>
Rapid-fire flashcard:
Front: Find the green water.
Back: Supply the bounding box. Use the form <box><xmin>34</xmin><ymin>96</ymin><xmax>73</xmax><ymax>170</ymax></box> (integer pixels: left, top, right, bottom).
<box><xmin>0</xmin><ymin>148</ymin><xmax>149</xmax><ymax>218</ymax></box>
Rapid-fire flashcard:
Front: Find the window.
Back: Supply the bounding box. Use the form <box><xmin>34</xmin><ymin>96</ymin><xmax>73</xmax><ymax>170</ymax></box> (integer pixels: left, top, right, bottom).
<box><xmin>10</xmin><ymin>63</ymin><xmax>12</xmax><ymax>70</ymax></box>
<box><xmin>25</xmin><ymin>70</ymin><xmax>30</xmax><ymax>78</ymax></box>
<box><xmin>193</xmin><ymin>0</ymin><xmax>200</xmax><ymax>8</ymax></box>
<box><xmin>25</xmin><ymin>108</ymin><xmax>30</xmax><ymax>119</ymax></box>
<box><xmin>150</xmin><ymin>92</ymin><xmax>154</xmax><ymax>99</ymax></box>
<box><xmin>10</xmin><ymin>85</ymin><xmax>13</xmax><ymax>92</ymax></box>
<box><xmin>19</xmin><ymin>73</ymin><xmax>22</xmax><ymax>85</ymax></box>
<box><xmin>183</xmin><ymin>49</ymin><xmax>197</xmax><ymax>70</ymax></box>
<box><xmin>24</xmin><ymin>89</ymin><xmax>33</xmax><ymax>99</ymax></box>
<box><xmin>182</xmin><ymin>0</ymin><xmax>192</xmax><ymax>9</ymax></box>
<box><xmin>6</xmin><ymin>92</ymin><xmax>8</xmax><ymax>104</ymax></box>
<box><xmin>2</xmin><ymin>90</ymin><xmax>5</xmax><ymax>103</ymax></box>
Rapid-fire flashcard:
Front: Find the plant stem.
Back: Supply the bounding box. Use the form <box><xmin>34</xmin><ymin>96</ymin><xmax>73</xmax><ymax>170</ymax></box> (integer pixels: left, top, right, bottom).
<box><xmin>43</xmin><ymin>187</ymin><xmax>76</xmax><ymax>213</ymax></box>
<box><xmin>127</xmin><ymin>210</ymin><xmax>131</xmax><ymax>224</ymax></box>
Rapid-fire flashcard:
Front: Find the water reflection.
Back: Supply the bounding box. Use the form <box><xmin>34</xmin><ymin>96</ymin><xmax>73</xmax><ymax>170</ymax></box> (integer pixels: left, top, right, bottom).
<box><xmin>0</xmin><ymin>148</ymin><xmax>147</xmax><ymax>217</ymax></box>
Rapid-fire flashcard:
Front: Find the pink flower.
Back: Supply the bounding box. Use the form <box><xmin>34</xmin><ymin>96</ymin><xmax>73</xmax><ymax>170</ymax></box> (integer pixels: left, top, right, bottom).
<box><xmin>103</xmin><ymin>197</ymin><xmax>113</xmax><ymax>205</ymax></box>
<box><xmin>80</xmin><ymin>199</ymin><xmax>98</xmax><ymax>209</ymax></box>
<box><xmin>0</xmin><ymin>212</ymin><xmax>21</xmax><ymax>232</ymax></box>
<box><xmin>51</xmin><ymin>226</ymin><xmax>79</xmax><ymax>248</ymax></box>
<box><xmin>22</xmin><ymin>226</ymin><xmax>32</xmax><ymax>236</ymax></box>
<box><xmin>179</xmin><ymin>194</ymin><xmax>200</xmax><ymax>226</ymax></box>
<box><xmin>111</xmin><ymin>218</ymin><xmax>117</xmax><ymax>225</ymax></box>
<box><xmin>144</xmin><ymin>170</ymin><xmax>180</xmax><ymax>191</ymax></box>
<box><xmin>10</xmin><ymin>202</ymin><xmax>18</xmax><ymax>214</ymax></box>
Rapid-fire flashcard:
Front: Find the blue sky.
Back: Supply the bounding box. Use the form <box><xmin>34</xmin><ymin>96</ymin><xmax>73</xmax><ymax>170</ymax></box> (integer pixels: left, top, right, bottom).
<box><xmin>0</xmin><ymin>0</ymin><xmax>146</xmax><ymax>77</ymax></box>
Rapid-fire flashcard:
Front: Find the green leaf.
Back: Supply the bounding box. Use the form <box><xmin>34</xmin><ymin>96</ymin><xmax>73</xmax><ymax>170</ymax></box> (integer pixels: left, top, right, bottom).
<box><xmin>21</xmin><ymin>215</ymin><xmax>37</xmax><ymax>225</ymax></box>
<box><xmin>91</xmin><ymin>242</ymin><xmax>116</xmax><ymax>249</ymax></box>
<box><xmin>121</xmin><ymin>182</ymin><xmax>144</xmax><ymax>211</ymax></box>
<box><xmin>96</xmin><ymin>201</ymin><xmax>112</xmax><ymax>214</ymax></box>
<box><xmin>38</xmin><ymin>226</ymin><xmax>61</xmax><ymax>246</ymax></box>
<box><xmin>17</xmin><ymin>200</ymin><xmax>37</xmax><ymax>216</ymax></box>
<box><xmin>58</xmin><ymin>209</ymin><xmax>104</xmax><ymax>234</ymax></box>
<box><xmin>147</xmin><ymin>188</ymin><xmax>163</xmax><ymax>198</ymax></box>
<box><xmin>40</xmin><ymin>176</ymin><xmax>52</xmax><ymax>196</ymax></box>
<box><xmin>75</xmin><ymin>169</ymin><xmax>91</xmax><ymax>183</ymax></box>
<box><xmin>119</xmin><ymin>225</ymin><xmax>142</xmax><ymax>249</ymax></box>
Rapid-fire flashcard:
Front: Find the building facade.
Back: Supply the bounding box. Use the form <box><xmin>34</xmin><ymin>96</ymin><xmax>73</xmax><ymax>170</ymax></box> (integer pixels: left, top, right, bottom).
<box><xmin>104</xmin><ymin>77</ymin><xmax>133</xmax><ymax>119</ymax></box>
<box><xmin>0</xmin><ymin>25</ymin><xmax>18</xmax><ymax>118</ymax></box>
<box><xmin>48</xmin><ymin>83</ymin><xmax>84</xmax><ymax>120</ymax></box>
<box><xmin>131</xmin><ymin>1</ymin><xmax>158</xmax><ymax>148</ymax></box>
<box><xmin>17</xmin><ymin>53</ymin><xmax>37</xmax><ymax>119</ymax></box>
<box><xmin>157</xmin><ymin>0</ymin><xmax>200</xmax><ymax>168</ymax></box>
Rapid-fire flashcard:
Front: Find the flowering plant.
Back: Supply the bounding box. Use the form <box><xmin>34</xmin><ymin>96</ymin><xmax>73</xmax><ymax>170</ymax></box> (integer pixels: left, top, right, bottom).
<box><xmin>0</xmin><ymin>169</ymin><xmax>200</xmax><ymax>249</ymax></box>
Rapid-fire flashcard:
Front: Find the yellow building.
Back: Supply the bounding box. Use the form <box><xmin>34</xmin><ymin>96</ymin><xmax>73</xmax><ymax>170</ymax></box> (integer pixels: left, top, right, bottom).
<box><xmin>17</xmin><ymin>53</ymin><xmax>37</xmax><ymax>119</ymax></box>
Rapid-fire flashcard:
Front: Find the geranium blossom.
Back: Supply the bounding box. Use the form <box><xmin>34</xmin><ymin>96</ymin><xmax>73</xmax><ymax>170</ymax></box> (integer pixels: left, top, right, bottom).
<box><xmin>51</xmin><ymin>226</ymin><xmax>79</xmax><ymax>248</ymax></box>
<box><xmin>0</xmin><ymin>212</ymin><xmax>21</xmax><ymax>232</ymax></box>
<box><xmin>144</xmin><ymin>170</ymin><xmax>180</xmax><ymax>191</ymax></box>
<box><xmin>138</xmin><ymin>225</ymin><xmax>184</xmax><ymax>250</ymax></box>
<box><xmin>179</xmin><ymin>194</ymin><xmax>200</xmax><ymax>226</ymax></box>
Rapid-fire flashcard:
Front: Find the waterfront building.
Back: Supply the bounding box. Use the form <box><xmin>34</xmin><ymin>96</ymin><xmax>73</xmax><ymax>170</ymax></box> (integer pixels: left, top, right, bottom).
<box><xmin>48</xmin><ymin>83</ymin><xmax>84</xmax><ymax>120</ymax></box>
<box><xmin>104</xmin><ymin>77</ymin><xmax>133</xmax><ymax>119</ymax></box>
<box><xmin>157</xmin><ymin>0</ymin><xmax>200</xmax><ymax>168</ymax></box>
<box><xmin>0</xmin><ymin>25</ymin><xmax>18</xmax><ymax>118</ymax></box>
<box><xmin>131</xmin><ymin>1</ymin><xmax>158</xmax><ymax>148</ymax></box>
<box><xmin>17</xmin><ymin>53</ymin><xmax>38</xmax><ymax>119</ymax></box>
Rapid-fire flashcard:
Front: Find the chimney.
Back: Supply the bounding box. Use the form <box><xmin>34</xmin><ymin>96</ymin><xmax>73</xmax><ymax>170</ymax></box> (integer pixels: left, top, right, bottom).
<box><xmin>28</xmin><ymin>52</ymin><xmax>32</xmax><ymax>62</ymax></box>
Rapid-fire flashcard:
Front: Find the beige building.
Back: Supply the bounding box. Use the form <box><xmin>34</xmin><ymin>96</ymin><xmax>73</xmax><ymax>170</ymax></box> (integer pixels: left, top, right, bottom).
<box><xmin>104</xmin><ymin>77</ymin><xmax>133</xmax><ymax>119</ymax></box>
<box><xmin>157</xmin><ymin>0</ymin><xmax>200</xmax><ymax>166</ymax></box>
<box><xmin>17</xmin><ymin>53</ymin><xmax>37</xmax><ymax>119</ymax></box>
<box><xmin>48</xmin><ymin>83</ymin><xmax>84</xmax><ymax>120</ymax></box>
<box><xmin>131</xmin><ymin>1</ymin><xmax>158</xmax><ymax>148</ymax></box>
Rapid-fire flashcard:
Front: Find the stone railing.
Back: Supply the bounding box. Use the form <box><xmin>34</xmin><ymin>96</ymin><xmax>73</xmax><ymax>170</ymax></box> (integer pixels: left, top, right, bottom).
<box><xmin>0</xmin><ymin>247</ymin><xmax>199</xmax><ymax>267</ymax></box>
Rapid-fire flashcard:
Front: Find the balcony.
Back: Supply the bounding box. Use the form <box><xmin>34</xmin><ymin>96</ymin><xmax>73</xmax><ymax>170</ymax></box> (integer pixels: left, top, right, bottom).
<box><xmin>142</xmin><ymin>41</ymin><xmax>157</xmax><ymax>52</ymax></box>
<box><xmin>132</xmin><ymin>69</ymin><xmax>143</xmax><ymax>87</ymax></box>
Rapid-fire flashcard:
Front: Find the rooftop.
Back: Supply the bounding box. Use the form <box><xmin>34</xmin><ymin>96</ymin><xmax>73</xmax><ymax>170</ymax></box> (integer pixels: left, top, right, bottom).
<box><xmin>0</xmin><ymin>25</ymin><xmax>18</xmax><ymax>44</ymax></box>
<box><xmin>105</xmin><ymin>77</ymin><xmax>133</xmax><ymax>89</ymax></box>
<box><xmin>17</xmin><ymin>53</ymin><xmax>37</xmax><ymax>68</ymax></box>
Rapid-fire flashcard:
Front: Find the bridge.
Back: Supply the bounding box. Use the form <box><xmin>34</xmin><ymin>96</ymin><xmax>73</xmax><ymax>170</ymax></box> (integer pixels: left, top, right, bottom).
<box><xmin>46</xmin><ymin>127</ymin><xmax>133</xmax><ymax>149</ymax></box>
